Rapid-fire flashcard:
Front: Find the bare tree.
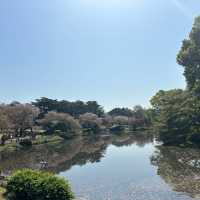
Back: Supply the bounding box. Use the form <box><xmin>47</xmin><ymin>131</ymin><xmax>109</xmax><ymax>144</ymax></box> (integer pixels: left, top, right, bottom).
<box><xmin>79</xmin><ymin>113</ymin><xmax>103</xmax><ymax>133</ymax></box>
<box><xmin>38</xmin><ymin>112</ymin><xmax>81</xmax><ymax>137</ymax></box>
<box><xmin>101</xmin><ymin>114</ymin><xmax>113</xmax><ymax>128</ymax></box>
<box><xmin>0</xmin><ymin>105</ymin><xmax>10</xmax><ymax>132</ymax></box>
<box><xmin>113</xmin><ymin>116</ymin><xmax>129</xmax><ymax>125</ymax></box>
<box><xmin>6</xmin><ymin>104</ymin><xmax>39</xmax><ymax>137</ymax></box>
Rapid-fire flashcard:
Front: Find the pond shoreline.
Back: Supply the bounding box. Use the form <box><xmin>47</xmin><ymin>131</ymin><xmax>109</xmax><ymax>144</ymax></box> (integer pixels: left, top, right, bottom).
<box><xmin>1</xmin><ymin>133</ymin><xmax>200</xmax><ymax>199</ymax></box>
<box><xmin>0</xmin><ymin>135</ymin><xmax>64</xmax><ymax>153</ymax></box>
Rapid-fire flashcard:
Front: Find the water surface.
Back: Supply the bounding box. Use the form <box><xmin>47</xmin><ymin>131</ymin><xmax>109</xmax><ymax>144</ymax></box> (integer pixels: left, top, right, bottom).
<box><xmin>1</xmin><ymin>133</ymin><xmax>200</xmax><ymax>200</ymax></box>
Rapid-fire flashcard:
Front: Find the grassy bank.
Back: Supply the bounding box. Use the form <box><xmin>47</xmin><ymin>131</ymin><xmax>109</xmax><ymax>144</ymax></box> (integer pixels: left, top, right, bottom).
<box><xmin>32</xmin><ymin>135</ymin><xmax>64</xmax><ymax>145</ymax></box>
<box><xmin>0</xmin><ymin>135</ymin><xmax>64</xmax><ymax>153</ymax></box>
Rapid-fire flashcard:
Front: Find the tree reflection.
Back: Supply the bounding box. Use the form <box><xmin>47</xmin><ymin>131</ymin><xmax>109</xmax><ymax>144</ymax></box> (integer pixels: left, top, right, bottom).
<box><xmin>151</xmin><ymin>146</ymin><xmax>200</xmax><ymax>198</ymax></box>
<box><xmin>112</xmin><ymin>132</ymin><xmax>153</xmax><ymax>147</ymax></box>
<box><xmin>0</xmin><ymin>133</ymin><xmax>152</xmax><ymax>175</ymax></box>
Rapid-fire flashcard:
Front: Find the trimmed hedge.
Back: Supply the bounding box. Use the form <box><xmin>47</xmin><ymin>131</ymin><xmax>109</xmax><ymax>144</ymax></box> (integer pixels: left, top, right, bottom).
<box><xmin>6</xmin><ymin>169</ymin><xmax>74</xmax><ymax>200</ymax></box>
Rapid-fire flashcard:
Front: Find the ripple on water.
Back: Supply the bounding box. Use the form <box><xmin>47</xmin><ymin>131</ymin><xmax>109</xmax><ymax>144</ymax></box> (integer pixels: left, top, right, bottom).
<box><xmin>74</xmin><ymin>177</ymin><xmax>193</xmax><ymax>200</ymax></box>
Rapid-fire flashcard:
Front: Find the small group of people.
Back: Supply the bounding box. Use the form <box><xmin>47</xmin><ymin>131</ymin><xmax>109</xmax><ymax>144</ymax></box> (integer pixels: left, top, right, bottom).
<box><xmin>40</xmin><ymin>160</ymin><xmax>48</xmax><ymax>169</ymax></box>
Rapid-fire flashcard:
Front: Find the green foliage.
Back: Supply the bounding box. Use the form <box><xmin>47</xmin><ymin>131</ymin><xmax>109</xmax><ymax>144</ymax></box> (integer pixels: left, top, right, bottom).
<box><xmin>32</xmin><ymin>97</ymin><xmax>58</xmax><ymax>118</ymax></box>
<box><xmin>108</xmin><ymin>108</ymin><xmax>133</xmax><ymax>117</ymax></box>
<box><xmin>6</xmin><ymin>169</ymin><xmax>74</xmax><ymax>200</ymax></box>
<box><xmin>33</xmin><ymin>98</ymin><xmax>104</xmax><ymax>117</ymax></box>
<box><xmin>151</xmin><ymin>89</ymin><xmax>200</xmax><ymax>145</ymax></box>
<box><xmin>150</xmin><ymin>16</ymin><xmax>200</xmax><ymax>146</ymax></box>
<box><xmin>177</xmin><ymin>16</ymin><xmax>200</xmax><ymax>96</ymax></box>
<box><xmin>151</xmin><ymin>90</ymin><xmax>189</xmax><ymax>144</ymax></box>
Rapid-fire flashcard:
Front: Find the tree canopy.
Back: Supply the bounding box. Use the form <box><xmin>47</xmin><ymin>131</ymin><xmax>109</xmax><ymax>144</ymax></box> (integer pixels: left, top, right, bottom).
<box><xmin>151</xmin><ymin>16</ymin><xmax>200</xmax><ymax>146</ymax></box>
<box><xmin>177</xmin><ymin>16</ymin><xmax>200</xmax><ymax>96</ymax></box>
<box><xmin>33</xmin><ymin>98</ymin><xmax>104</xmax><ymax>117</ymax></box>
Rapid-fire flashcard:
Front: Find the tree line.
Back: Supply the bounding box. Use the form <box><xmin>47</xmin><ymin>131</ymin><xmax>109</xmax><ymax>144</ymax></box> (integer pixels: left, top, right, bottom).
<box><xmin>150</xmin><ymin>16</ymin><xmax>200</xmax><ymax>146</ymax></box>
<box><xmin>0</xmin><ymin>99</ymin><xmax>151</xmax><ymax>145</ymax></box>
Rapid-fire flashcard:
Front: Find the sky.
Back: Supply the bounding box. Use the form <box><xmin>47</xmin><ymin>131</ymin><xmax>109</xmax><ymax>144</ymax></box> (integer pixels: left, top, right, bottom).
<box><xmin>0</xmin><ymin>0</ymin><xmax>200</xmax><ymax>110</ymax></box>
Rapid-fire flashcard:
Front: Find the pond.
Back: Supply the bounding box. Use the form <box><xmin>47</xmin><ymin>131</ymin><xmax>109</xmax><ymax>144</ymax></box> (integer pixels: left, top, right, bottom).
<box><xmin>1</xmin><ymin>133</ymin><xmax>200</xmax><ymax>200</ymax></box>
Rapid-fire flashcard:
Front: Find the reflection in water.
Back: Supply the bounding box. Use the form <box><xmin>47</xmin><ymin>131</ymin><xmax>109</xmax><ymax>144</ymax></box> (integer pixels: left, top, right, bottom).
<box><xmin>151</xmin><ymin>146</ymin><xmax>200</xmax><ymax>199</ymax></box>
<box><xmin>1</xmin><ymin>133</ymin><xmax>199</xmax><ymax>199</ymax></box>
<box><xmin>0</xmin><ymin>133</ymin><xmax>152</xmax><ymax>175</ymax></box>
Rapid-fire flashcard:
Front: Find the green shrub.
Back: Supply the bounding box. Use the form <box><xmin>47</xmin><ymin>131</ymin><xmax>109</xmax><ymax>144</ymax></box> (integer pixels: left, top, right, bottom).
<box><xmin>6</xmin><ymin>169</ymin><xmax>74</xmax><ymax>200</ymax></box>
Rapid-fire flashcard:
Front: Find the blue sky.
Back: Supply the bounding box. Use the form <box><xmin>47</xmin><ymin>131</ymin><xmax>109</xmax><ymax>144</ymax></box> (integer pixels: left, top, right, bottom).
<box><xmin>0</xmin><ymin>0</ymin><xmax>200</xmax><ymax>110</ymax></box>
